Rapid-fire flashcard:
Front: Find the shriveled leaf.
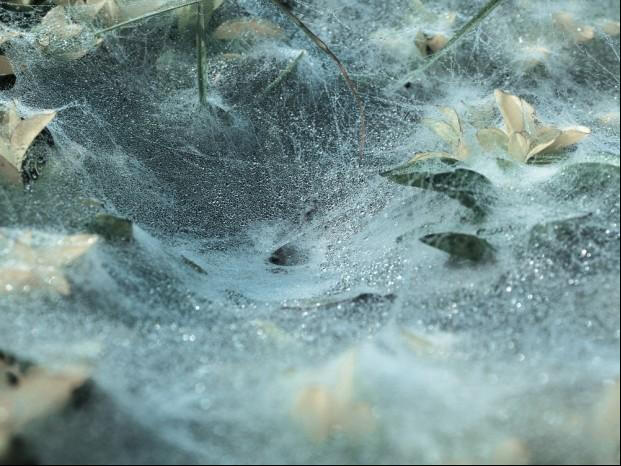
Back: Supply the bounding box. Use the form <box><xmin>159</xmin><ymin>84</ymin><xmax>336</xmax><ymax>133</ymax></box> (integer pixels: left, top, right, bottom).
<box><xmin>494</xmin><ymin>89</ymin><xmax>536</xmax><ymax>135</ymax></box>
<box><xmin>0</xmin><ymin>102</ymin><xmax>56</xmax><ymax>184</ymax></box>
<box><xmin>39</xmin><ymin>6</ymin><xmax>84</xmax><ymax>41</ymax></box>
<box><xmin>0</xmin><ymin>351</ymin><xmax>90</xmax><ymax>461</ymax></box>
<box><xmin>463</xmin><ymin>96</ymin><xmax>497</xmax><ymax>129</ymax></box>
<box><xmin>422</xmin><ymin>118</ymin><xmax>461</xmax><ymax>148</ymax></box>
<box><xmin>597</xmin><ymin>112</ymin><xmax>620</xmax><ymax>127</ymax></box>
<box><xmin>526</xmin><ymin>127</ymin><xmax>561</xmax><ymax>160</ymax></box>
<box><xmin>0</xmin><ymin>266</ymin><xmax>72</xmax><ymax>295</ymax></box>
<box><xmin>213</xmin><ymin>19</ymin><xmax>284</xmax><ymax>40</ymax></box>
<box><xmin>10</xmin><ymin>113</ymin><xmax>56</xmax><ymax>165</ymax></box>
<box><xmin>291</xmin><ymin>350</ymin><xmax>375</xmax><ymax>442</ymax></box>
<box><xmin>507</xmin><ymin>131</ymin><xmax>529</xmax><ymax>162</ymax></box>
<box><xmin>484</xmin><ymin>90</ymin><xmax>589</xmax><ymax>164</ymax></box>
<box><xmin>545</xmin><ymin>126</ymin><xmax>591</xmax><ymax>153</ymax></box>
<box><xmin>554</xmin><ymin>12</ymin><xmax>595</xmax><ymax>43</ymax></box>
<box><xmin>0</xmin><ymin>229</ymin><xmax>98</xmax><ymax>295</ymax></box>
<box><xmin>439</xmin><ymin>107</ymin><xmax>462</xmax><ymax>136</ymax></box>
<box><xmin>420</xmin><ymin>232</ymin><xmax>496</xmax><ymax>262</ymax></box>
<box><xmin>517</xmin><ymin>44</ymin><xmax>551</xmax><ymax>70</ymax></box>
<box><xmin>0</xmin><ymin>28</ymin><xmax>22</xmax><ymax>47</ymax></box>
<box><xmin>591</xmin><ymin>380</ymin><xmax>620</xmax><ymax>462</ymax></box>
<box><xmin>55</xmin><ymin>0</ymin><xmax>121</xmax><ymax>22</ymax></box>
<box><xmin>476</xmin><ymin>127</ymin><xmax>509</xmax><ymax>151</ymax></box>
<box><xmin>600</xmin><ymin>19</ymin><xmax>620</xmax><ymax>37</ymax></box>
<box><xmin>0</xmin><ymin>55</ymin><xmax>16</xmax><ymax>91</ymax></box>
<box><xmin>415</xmin><ymin>31</ymin><xmax>448</xmax><ymax>56</ymax></box>
<box><xmin>36</xmin><ymin>6</ymin><xmax>103</xmax><ymax>59</ymax></box>
<box><xmin>493</xmin><ymin>438</ymin><xmax>531</xmax><ymax>466</ymax></box>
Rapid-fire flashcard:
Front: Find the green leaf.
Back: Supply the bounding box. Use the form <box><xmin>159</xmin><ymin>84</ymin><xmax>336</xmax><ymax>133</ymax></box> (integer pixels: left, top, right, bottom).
<box><xmin>495</xmin><ymin>157</ymin><xmax>520</xmax><ymax>172</ymax></box>
<box><xmin>87</xmin><ymin>214</ymin><xmax>133</xmax><ymax>243</ymax></box>
<box><xmin>546</xmin><ymin>162</ymin><xmax>620</xmax><ymax>199</ymax></box>
<box><xmin>382</xmin><ymin>168</ymin><xmax>495</xmax><ymax>217</ymax></box>
<box><xmin>528</xmin><ymin>214</ymin><xmax>615</xmax><ymax>252</ymax></box>
<box><xmin>420</xmin><ymin>232</ymin><xmax>497</xmax><ymax>263</ymax></box>
<box><xmin>381</xmin><ymin>157</ymin><xmax>458</xmax><ymax>178</ymax></box>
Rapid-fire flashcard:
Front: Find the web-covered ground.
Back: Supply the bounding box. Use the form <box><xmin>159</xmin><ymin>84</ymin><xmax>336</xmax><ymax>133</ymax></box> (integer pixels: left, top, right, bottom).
<box><xmin>0</xmin><ymin>0</ymin><xmax>619</xmax><ymax>464</ymax></box>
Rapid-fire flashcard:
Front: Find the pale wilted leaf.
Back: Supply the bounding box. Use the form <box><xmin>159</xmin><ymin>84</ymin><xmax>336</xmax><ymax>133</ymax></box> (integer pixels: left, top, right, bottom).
<box><xmin>417</xmin><ymin>107</ymin><xmax>469</xmax><ymax>161</ymax></box>
<box><xmin>597</xmin><ymin>112</ymin><xmax>620</xmax><ymax>127</ymax></box>
<box><xmin>55</xmin><ymin>0</ymin><xmax>121</xmax><ymax>22</ymax></box>
<box><xmin>553</xmin><ymin>12</ymin><xmax>595</xmax><ymax>43</ymax></box>
<box><xmin>492</xmin><ymin>438</ymin><xmax>531</xmax><ymax>466</ymax></box>
<box><xmin>0</xmin><ymin>229</ymin><xmax>98</xmax><ymax>295</ymax></box>
<box><xmin>439</xmin><ymin>106</ymin><xmax>462</xmax><ymax>136</ymax></box>
<box><xmin>495</xmin><ymin>89</ymin><xmax>536</xmax><ymax>135</ymax></box>
<box><xmin>507</xmin><ymin>131</ymin><xmax>529</xmax><ymax>162</ymax></box>
<box><xmin>213</xmin><ymin>19</ymin><xmax>284</xmax><ymax>40</ymax></box>
<box><xmin>526</xmin><ymin>127</ymin><xmax>561</xmax><ymax>160</ymax></box>
<box><xmin>480</xmin><ymin>90</ymin><xmax>590</xmax><ymax>164</ymax></box>
<box><xmin>0</xmin><ymin>351</ymin><xmax>91</xmax><ymax>461</ymax></box>
<box><xmin>0</xmin><ymin>102</ymin><xmax>56</xmax><ymax>184</ymax></box>
<box><xmin>36</xmin><ymin>6</ymin><xmax>103</xmax><ymax>59</ymax></box>
<box><xmin>0</xmin><ymin>55</ymin><xmax>16</xmax><ymax>91</ymax></box>
<box><xmin>422</xmin><ymin>118</ymin><xmax>461</xmax><ymax>147</ymax></box>
<box><xmin>476</xmin><ymin>127</ymin><xmax>508</xmax><ymax>151</ymax></box>
<box><xmin>291</xmin><ymin>350</ymin><xmax>375</xmax><ymax>442</ymax></box>
<box><xmin>591</xmin><ymin>380</ymin><xmax>620</xmax><ymax>463</ymax></box>
<box><xmin>546</xmin><ymin>126</ymin><xmax>591</xmax><ymax>153</ymax></box>
<box><xmin>600</xmin><ymin>19</ymin><xmax>620</xmax><ymax>37</ymax></box>
<box><xmin>415</xmin><ymin>31</ymin><xmax>448</xmax><ymax>56</ymax></box>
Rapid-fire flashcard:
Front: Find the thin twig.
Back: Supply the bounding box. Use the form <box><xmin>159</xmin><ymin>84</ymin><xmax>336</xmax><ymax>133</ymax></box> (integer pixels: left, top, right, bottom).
<box><xmin>95</xmin><ymin>0</ymin><xmax>204</xmax><ymax>36</ymax></box>
<box><xmin>404</xmin><ymin>0</ymin><xmax>506</xmax><ymax>81</ymax></box>
<box><xmin>260</xmin><ymin>50</ymin><xmax>305</xmax><ymax>97</ymax></box>
<box><xmin>269</xmin><ymin>0</ymin><xmax>366</xmax><ymax>158</ymax></box>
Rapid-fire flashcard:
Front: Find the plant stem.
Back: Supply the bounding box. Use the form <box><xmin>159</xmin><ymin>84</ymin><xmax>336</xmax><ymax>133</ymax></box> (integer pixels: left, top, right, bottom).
<box><xmin>196</xmin><ymin>0</ymin><xmax>211</xmax><ymax>107</ymax></box>
<box><xmin>404</xmin><ymin>0</ymin><xmax>506</xmax><ymax>80</ymax></box>
<box><xmin>269</xmin><ymin>0</ymin><xmax>366</xmax><ymax>159</ymax></box>
<box><xmin>95</xmin><ymin>0</ymin><xmax>204</xmax><ymax>36</ymax></box>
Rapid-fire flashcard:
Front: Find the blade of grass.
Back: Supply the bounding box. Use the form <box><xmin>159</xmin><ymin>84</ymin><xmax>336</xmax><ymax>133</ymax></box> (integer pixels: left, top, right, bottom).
<box><xmin>260</xmin><ymin>50</ymin><xmax>305</xmax><ymax>97</ymax></box>
<box><xmin>404</xmin><ymin>0</ymin><xmax>506</xmax><ymax>81</ymax></box>
<box><xmin>96</xmin><ymin>0</ymin><xmax>366</xmax><ymax>156</ymax></box>
<box><xmin>95</xmin><ymin>0</ymin><xmax>204</xmax><ymax>36</ymax></box>
<box><xmin>197</xmin><ymin>0</ymin><xmax>212</xmax><ymax>106</ymax></box>
<box><xmin>269</xmin><ymin>0</ymin><xmax>366</xmax><ymax>158</ymax></box>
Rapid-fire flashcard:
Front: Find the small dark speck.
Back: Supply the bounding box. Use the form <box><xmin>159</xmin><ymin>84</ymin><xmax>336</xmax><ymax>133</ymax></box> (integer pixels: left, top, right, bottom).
<box><xmin>6</xmin><ymin>372</ymin><xmax>19</xmax><ymax>387</ymax></box>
